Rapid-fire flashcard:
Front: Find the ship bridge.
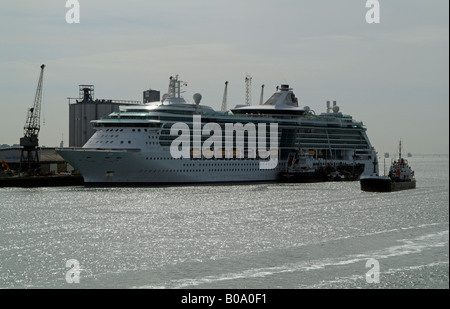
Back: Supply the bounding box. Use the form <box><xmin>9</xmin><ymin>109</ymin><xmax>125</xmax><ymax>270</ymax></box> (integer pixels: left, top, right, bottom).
<box><xmin>231</xmin><ymin>84</ymin><xmax>307</xmax><ymax>116</ymax></box>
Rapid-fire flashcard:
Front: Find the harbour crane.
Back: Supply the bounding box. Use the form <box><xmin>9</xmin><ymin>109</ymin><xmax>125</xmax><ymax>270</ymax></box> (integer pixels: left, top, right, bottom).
<box><xmin>20</xmin><ymin>64</ymin><xmax>45</xmax><ymax>172</ymax></box>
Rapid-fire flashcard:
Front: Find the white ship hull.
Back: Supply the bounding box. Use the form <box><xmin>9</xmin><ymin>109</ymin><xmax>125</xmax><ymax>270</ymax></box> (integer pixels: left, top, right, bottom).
<box><xmin>58</xmin><ymin>148</ymin><xmax>288</xmax><ymax>185</ymax></box>
<box><xmin>58</xmin><ymin>148</ymin><xmax>376</xmax><ymax>186</ymax></box>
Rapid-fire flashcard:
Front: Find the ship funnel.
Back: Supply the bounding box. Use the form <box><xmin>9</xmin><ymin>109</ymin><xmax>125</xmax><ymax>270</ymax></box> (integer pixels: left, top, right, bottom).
<box><xmin>327</xmin><ymin>101</ymin><xmax>331</xmax><ymax>113</ymax></box>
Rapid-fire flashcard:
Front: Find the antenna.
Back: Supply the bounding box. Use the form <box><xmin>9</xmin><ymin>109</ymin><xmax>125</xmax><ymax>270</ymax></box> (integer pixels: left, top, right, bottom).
<box><xmin>259</xmin><ymin>84</ymin><xmax>265</xmax><ymax>105</ymax></box>
<box><xmin>168</xmin><ymin>75</ymin><xmax>187</xmax><ymax>98</ymax></box>
<box><xmin>221</xmin><ymin>81</ymin><xmax>229</xmax><ymax>112</ymax></box>
<box><xmin>245</xmin><ymin>73</ymin><xmax>252</xmax><ymax>106</ymax></box>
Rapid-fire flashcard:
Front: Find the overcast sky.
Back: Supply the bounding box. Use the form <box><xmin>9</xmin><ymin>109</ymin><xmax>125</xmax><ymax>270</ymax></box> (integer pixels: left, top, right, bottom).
<box><xmin>0</xmin><ymin>0</ymin><xmax>448</xmax><ymax>154</ymax></box>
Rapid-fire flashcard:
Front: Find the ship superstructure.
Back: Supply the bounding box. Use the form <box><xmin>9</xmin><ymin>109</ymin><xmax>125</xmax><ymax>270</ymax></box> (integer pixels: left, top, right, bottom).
<box><xmin>57</xmin><ymin>76</ymin><xmax>377</xmax><ymax>186</ymax></box>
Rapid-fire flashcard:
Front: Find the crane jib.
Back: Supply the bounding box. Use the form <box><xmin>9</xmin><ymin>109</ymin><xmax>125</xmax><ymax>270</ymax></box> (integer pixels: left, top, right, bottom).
<box><xmin>20</xmin><ymin>64</ymin><xmax>45</xmax><ymax>172</ymax></box>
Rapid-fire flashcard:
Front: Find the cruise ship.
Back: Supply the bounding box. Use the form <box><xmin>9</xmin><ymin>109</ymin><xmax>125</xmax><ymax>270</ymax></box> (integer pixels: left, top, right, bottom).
<box><xmin>57</xmin><ymin>76</ymin><xmax>378</xmax><ymax>186</ymax></box>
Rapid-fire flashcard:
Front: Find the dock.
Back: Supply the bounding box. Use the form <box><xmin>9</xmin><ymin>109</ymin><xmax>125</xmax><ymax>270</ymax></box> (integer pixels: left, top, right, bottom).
<box><xmin>0</xmin><ymin>175</ymin><xmax>84</xmax><ymax>188</ymax></box>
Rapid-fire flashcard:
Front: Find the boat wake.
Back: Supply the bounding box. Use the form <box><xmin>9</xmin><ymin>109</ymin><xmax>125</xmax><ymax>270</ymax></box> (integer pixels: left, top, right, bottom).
<box><xmin>135</xmin><ymin>227</ymin><xmax>448</xmax><ymax>289</ymax></box>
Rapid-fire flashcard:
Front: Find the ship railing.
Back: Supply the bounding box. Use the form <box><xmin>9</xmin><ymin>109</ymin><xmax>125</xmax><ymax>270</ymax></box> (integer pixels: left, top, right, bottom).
<box><xmin>57</xmin><ymin>147</ymin><xmax>141</xmax><ymax>152</ymax></box>
<box><xmin>67</xmin><ymin>98</ymin><xmax>141</xmax><ymax>105</ymax></box>
<box><xmin>202</xmin><ymin>112</ymin><xmax>364</xmax><ymax>124</ymax></box>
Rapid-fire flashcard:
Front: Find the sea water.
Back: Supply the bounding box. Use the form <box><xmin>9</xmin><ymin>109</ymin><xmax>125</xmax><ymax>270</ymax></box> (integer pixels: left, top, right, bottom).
<box><xmin>1</xmin><ymin>156</ymin><xmax>448</xmax><ymax>289</ymax></box>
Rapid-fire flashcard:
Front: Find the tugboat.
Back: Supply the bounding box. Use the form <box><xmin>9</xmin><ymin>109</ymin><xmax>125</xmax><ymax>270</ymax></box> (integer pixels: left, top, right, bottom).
<box><xmin>360</xmin><ymin>141</ymin><xmax>416</xmax><ymax>192</ymax></box>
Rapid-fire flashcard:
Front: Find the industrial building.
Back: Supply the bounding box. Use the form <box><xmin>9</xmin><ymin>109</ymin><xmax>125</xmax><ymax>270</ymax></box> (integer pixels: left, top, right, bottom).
<box><xmin>68</xmin><ymin>85</ymin><xmax>146</xmax><ymax>147</ymax></box>
<box><xmin>68</xmin><ymin>86</ymin><xmax>161</xmax><ymax>147</ymax></box>
<box><xmin>0</xmin><ymin>147</ymin><xmax>73</xmax><ymax>175</ymax></box>
<box><xmin>143</xmin><ymin>89</ymin><xmax>161</xmax><ymax>103</ymax></box>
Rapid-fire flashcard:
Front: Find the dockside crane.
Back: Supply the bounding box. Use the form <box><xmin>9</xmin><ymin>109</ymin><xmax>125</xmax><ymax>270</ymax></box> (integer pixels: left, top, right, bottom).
<box><xmin>20</xmin><ymin>64</ymin><xmax>45</xmax><ymax>172</ymax></box>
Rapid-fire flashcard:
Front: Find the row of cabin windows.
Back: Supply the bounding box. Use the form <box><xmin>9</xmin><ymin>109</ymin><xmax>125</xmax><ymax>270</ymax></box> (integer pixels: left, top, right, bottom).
<box><xmin>100</xmin><ymin>134</ymin><xmax>159</xmax><ymax>138</ymax></box>
<box><xmin>144</xmin><ymin>157</ymin><xmax>275</xmax><ymax>161</ymax></box>
<box><xmin>104</xmin><ymin>128</ymin><xmax>158</xmax><ymax>133</ymax></box>
<box><xmin>139</xmin><ymin>168</ymin><xmax>280</xmax><ymax>173</ymax></box>
<box><xmin>143</xmin><ymin>157</ymin><xmax>278</xmax><ymax>162</ymax></box>
<box><xmin>100</xmin><ymin>134</ymin><xmax>157</xmax><ymax>139</ymax></box>
<box><xmin>182</xmin><ymin>162</ymin><xmax>260</xmax><ymax>167</ymax></box>
<box><xmin>95</xmin><ymin>140</ymin><xmax>159</xmax><ymax>145</ymax></box>
<box><xmin>94</xmin><ymin>133</ymin><xmax>159</xmax><ymax>145</ymax></box>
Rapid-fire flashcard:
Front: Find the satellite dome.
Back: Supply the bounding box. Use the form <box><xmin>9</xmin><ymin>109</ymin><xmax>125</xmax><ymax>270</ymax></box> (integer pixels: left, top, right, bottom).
<box><xmin>193</xmin><ymin>93</ymin><xmax>202</xmax><ymax>104</ymax></box>
<box><xmin>304</xmin><ymin>106</ymin><xmax>310</xmax><ymax>112</ymax></box>
<box><xmin>333</xmin><ymin>105</ymin><xmax>340</xmax><ymax>113</ymax></box>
